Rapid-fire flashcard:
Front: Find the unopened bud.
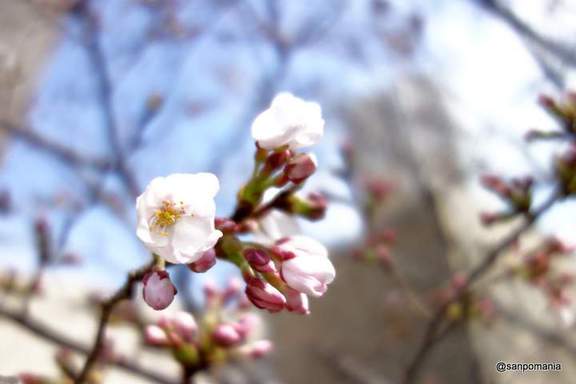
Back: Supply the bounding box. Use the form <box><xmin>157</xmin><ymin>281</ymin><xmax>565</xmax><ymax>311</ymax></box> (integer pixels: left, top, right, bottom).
<box><xmin>301</xmin><ymin>192</ymin><xmax>327</xmax><ymax>220</ymax></box>
<box><xmin>223</xmin><ymin>277</ymin><xmax>243</xmax><ymax>303</ymax></box>
<box><xmin>187</xmin><ymin>248</ymin><xmax>216</xmax><ymax>273</ymax></box>
<box><xmin>142</xmin><ymin>270</ymin><xmax>177</xmax><ymax>311</ymax></box>
<box><xmin>172</xmin><ymin>312</ymin><xmax>198</xmax><ymax>342</ymax></box>
<box><xmin>263</xmin><ymin>150</ymin><xmax>291</xmax><ymax>174</ymax></box>
<box><xmin>285</xmin><ymin>288</ymin><xmax>310</xmax><ymax>315</ymax></box>
<box><xmin>234</xmin><ymin>313</ymin><xmax>260</xmax><ymax>338</ymax></box>
<box><xmin>19</xmin><ymin>373</ymin><xmax>45</xmax><ymax>384</ymax></box>
<box><xmin>375</xmin><ymin>244</ymin><xmax>393</xmax><ymax>269</ymax></box>
<box><xmin>244</xmin><ymin>277</ymin><xmax>286</xmax><ymax>312</ymax></box>
<box><xmin>284</xmin><ymin>153</ymin><xmax>317</xmax><ymax>184</ymax></box>
<box><xmin>212</xmin><ymin>323</ymin><xmax>242</xmax><ymax>347</ymax></box>
<box><xmin>243</xmin><ymin>340</ymin><xmax>273</xmax><ymax>359</ymax></box>
<box><xmin>244</xmin><ymin>248</ymin><xmax>276</xmax><ymax>273</ymax></box>
<box><xmin>365</xmin><ymin>178</ymin><xmax>394</xmax><ymax>202</ymax></box>
<box><xmin>144</xmin><ymin>325</ymin><xmax>169</xmax><ymax>346</ymax></box>
<box><xmin>215</xmin><ymin>218</ymin><xmax>239</xmax><ymax>234</ymax></box>
<box><xmin>203</xmin><ymin>280</ymin><xmax>220</xmax><ymax>303</ymax></box>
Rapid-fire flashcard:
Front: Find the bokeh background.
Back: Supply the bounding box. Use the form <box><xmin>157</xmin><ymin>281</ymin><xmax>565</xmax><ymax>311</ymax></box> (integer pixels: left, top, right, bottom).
<box><xmin>1</xmin><ymin>0</ymin><xmax>576</xmax><ymax>383</ymax></box>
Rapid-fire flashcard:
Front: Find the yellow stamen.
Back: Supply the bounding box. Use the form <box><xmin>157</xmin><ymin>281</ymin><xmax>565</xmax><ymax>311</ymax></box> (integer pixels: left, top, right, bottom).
<box><xmin>150</xmin><ymin>200</ymin><xmax>185</xmax><ymax>236</ymax></box>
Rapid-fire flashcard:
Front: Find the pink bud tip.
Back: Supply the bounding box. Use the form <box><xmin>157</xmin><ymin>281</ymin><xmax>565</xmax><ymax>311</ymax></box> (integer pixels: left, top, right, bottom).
<box><xmin>215</xmin><ymin>218</ymin><xmax>239</xmax><ymax>233</ymax></box>
<box><xmin>234</xmin><ymin>313</ymin><xmax>260</xmax><ymax>338</ymax></box>
<box><xmin>212</xmin><ymin>323</ymin><xmax>242</xmax><ymax>347</ymax></box>
<box><xmin>285</xmin><ymin>288</ymin><xmax>310</xmax><ymax>315</ymax></box>
<box><xmin>480</xmin><ymin>212</ymin><xmax>497</xmax><ymax>226</ymax></box>
<box><xmin>223</xmin><ymin>277</ymin><xmax>243</xmax><ymax>303</ymax></box>
<box><xmin>284</xmin><ymin>153</ymin><xmax>317</xmax><ymax>184</ymax></box>
<box><xmin>172</xmin><ymin>312</ymin><xmax>198</xmax><ymax>338</ymax></box>
<box><xmin>244</xmin><ymin>248</ymin><xmax>276</xmax><ymax>273</ymax></box>
<box><xmin>451</xmin><ymin>273</ymin><xmax>467</xmax><ymax>291</ymax></box>
<box><xmin>245</xmin><ymin>278</ymin><xmax>286</xmax><ymax>312</ymax></box>
<box><xmin>538</xmin><ymin>94</ymin><xmax>556</xmax><ymax>109</ymax></box>
<box><xmin>245</xmin><ymin>340</ymin><xmax>273</xmax><ymax>359</ymax></box>
<box><xmin>144</xmin><ymin>325</ymin><xmax>169</xmax><ymax>346</ymax></box>
<box><xmin>203</xmin><ymin>280</ymin><xmax>220</xmax><ymax>301</ymax></box>
<box><xmin>365</xmin><ymin>178</ymin><xmax>394</xmax><ymax>201</ymax></box>
<box><xmin>19</xmin><ymin>374</ymin><xmax>44</xmax><ymax>384</ymax></box>
<box><xmin>188</xmin><ymin>248</ymin><xmax>217</xmax><ymax>273</ymax></box>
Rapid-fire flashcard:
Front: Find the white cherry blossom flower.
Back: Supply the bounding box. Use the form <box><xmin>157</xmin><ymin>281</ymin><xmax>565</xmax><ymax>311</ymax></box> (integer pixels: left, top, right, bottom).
<box><xmin>136</xmin><ymin>173</ymin><xmax>222</xmax><ymax>264</ymax></box>
<box><xmin>251</xmin><ymin>93</ymin><xmax>324</xmax><ymax>150</ymax></box>
<box><xmin>277</xmin><ymin>235</ymin><xmax>335</xmax><ymax>297</ymax></box>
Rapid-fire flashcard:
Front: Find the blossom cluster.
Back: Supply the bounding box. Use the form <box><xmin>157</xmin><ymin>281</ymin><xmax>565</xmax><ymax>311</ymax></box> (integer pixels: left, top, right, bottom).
<box><xmin>511</xmin><ymin>238</ymin><xmax>575</xmax><ymax>319</ymax></box>
<box><xmin>136</xmin><ymin>93</ymin><xmax>335</xmax><ymax>314</ymax></box>
<box><xmin>144</xmin><ymin>280</ymin><xmax>272</xmax><ymax>371</ymax></box>
<box><xmin>478</xmin><ymin>92</ymin><xmax>576</xmax><ymax>325</ymax></box>
<box><xmin>479</xmin><ymin>175</ymin><xmax>533</xmax><ymax>225</ymax></box>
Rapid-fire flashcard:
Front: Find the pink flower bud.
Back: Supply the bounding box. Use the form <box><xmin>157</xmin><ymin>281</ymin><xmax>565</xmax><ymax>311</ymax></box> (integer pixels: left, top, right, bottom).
<box><xmin>278</xmin><ymin>236</ymin><xmax>335</xmax><ymax>297</ymax></box>
<box><xmin>480</xmin><ymin>212</ymin><xmax>498</xmax><ymax>226</ymax></box>
<box><xmin>375</xmin><ymin>244</ymin><xmax>393</xmax><ymax>269</ymax></box>
<box><xmin>203</xmin><ymin>280</ymin><xmax>220</xmax><ymax>302</ymax></box>
<box><xmin>304</xmin><ymin>192</ymin><xmax>327</xmax><ymax>220</ymax></box>
<box><xmin>245</xmin><ymin>277</ymin><xmax>286</xmax><ymax>312</ymax></box>
<box><xmin>142</xmin><ymin>270</ymin><xmax>177</xmax><ymax>311</ymax></box>
<box><xmin>480</xmin><ymin>174</ymin><xmax>510</xmax><ymax>197</ymax></box>
<box><xmin>285</xmin><ymin>288</ymin><xmax>310</xmax><ymax>315</ymax></box>
<box><xmin>215</xmin><ymin>218</ymin><xmax>239</xmax><ymax>234</ymax></box>
<box><xmin>19</xmin><ymin>373</ymin><xmax>44</xmax><ymax>384</ymax></box>
<box><xmin>244</xmin><ymin>248</ymin><xmax>276</xmax><ymax>273</ymax></box>
<box><xmin>172</xmin><ymin>312</ymin><xmax>198</xmax><ymax>342</ymax></box>
<box><xmin>237</xmin><ymin>294</ymin><xmax>252</xmax><ymax>310</ymax></box>
<box><xmin>144</xmin><ymin>325</ymin><xmax>169</xmax><ymax>346</ymax></box>
<box><xmin>212</xmin><ymin>323</ymin><xmax>242</xmax><ymax>347</ymax></box>
<box><xmin>365</xmin><ymin>177</ymin><xmax>394</xmax><ymax>202</ymax></box>
<box><xmin>263</xmin><ymin>149</ymin><xmax>291</xmax><ymax>173</ymax></box>
<box><xmin>234</xmin><ymin>313</ymin><xmax>260</xmax><ymax>338</ymax></box>
<box><xmin>223</xmin><ymin>277</ymin><xmax>243</xmax><ymax>303</ymax></box>
<box><xmin>157</xmin><ymin>311</ymin><xmax>197</xmax><ymax>344</ymax></box>
<box><xmin>284</xmin><ymin>153</ymin><xmax>317</xmax><ymax>184</ymax></box>
<box><xmin>538</xmin><ymin>94</ymin><xmax>556</xmax><ymax>109</ymax></box>
<box><xmin>187</xmin><ymin>248</ymin><xmax>216</xmax><ymax>273</ymax></box>
<box><xmin>243</xmin><ymin>340</ymin><xmax>273</xmax><ymax>359</ymax></box>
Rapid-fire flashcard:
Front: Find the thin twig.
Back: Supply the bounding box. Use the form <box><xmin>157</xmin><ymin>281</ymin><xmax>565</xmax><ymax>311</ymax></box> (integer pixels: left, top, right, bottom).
<box><xmin>75</xmin><ymin>258</ymin><xmax>157</xmax><ymax>383</ymax></box>
<box><xmin>401</xmin><ymin>189</ymin><xmax>562</xmax><ymax>384</ymax></box>
<box><xmin>74</xmin><ymin>2</ymin><xmax>140</xmax><ymax>198</ymax></box>
<box><xmin>0</xmin><ymin>120</ymin><xmax>110</xmax><ymax>170</ymax></box>
<box><xmin>0</xmin><ymin>302</ymin><xmax>175</xmax><ymax>384</ymax></box>
<box><xmin>476</xmin><ymin>0</ymin><xmax>576</xmax><ymax>67</ymax></box>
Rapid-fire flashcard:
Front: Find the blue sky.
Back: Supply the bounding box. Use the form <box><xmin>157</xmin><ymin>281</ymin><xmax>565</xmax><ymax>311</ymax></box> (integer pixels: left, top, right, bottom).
<box><xmin>0</xmin><ymin>0</ymin><xmax>574</xmax><ymax>288</ymax></box>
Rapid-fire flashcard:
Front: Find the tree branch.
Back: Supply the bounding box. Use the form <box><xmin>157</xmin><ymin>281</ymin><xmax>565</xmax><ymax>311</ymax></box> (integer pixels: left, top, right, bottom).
<box><xmin>0</xmin><ymin>302</ymin><xmax>175</xmax><ymax>384</ymax></box>
<box><xmin>401</xmin><ymin>189</ymin><xmax>562</xmax><ymax>384</ymax></box>
<box><xmin>75</xmin><ymin>258</ymin><xmax>157</xmax><ymax>383</ymax></box>
<box><xmin>73</xmin><ymin>2</ymin><xmax>140</xmax><ymax>198</ymax></box>
<box><xmin>0</xmin><ymin>120</ymin><xmax>110</xmax><ymax>170</ymax></box>
<box><xmin>476</xmin><ymin>0</ymin><xmax>576</xmax><ymax>67</ymax></box>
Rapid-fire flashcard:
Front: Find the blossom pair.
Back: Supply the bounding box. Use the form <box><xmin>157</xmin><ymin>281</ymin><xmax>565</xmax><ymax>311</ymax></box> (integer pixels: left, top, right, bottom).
<box><xmin>244</xmin><ymin>236</ymin><xmax>335</xmax><ymax>314</ymax></box>
<box><xmin>136</xmin><ymin>93</ymin><xmax>324</xmax><ymax>265</ymax></box>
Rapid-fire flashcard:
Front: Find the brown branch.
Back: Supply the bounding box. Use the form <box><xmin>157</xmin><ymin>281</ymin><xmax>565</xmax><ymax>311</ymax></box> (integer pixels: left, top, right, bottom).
<box><xmin>0</xmin><ymin>120</ymin><xmax>110</xmax><ymax>170</ymax></box>
<box><xmin>0</xmin><ymin>302</ymin><xmax>175</xmax><ymax>384</ymax></box>
<box><xmin>476</xmin><ymin>0</ymin><xmax>576</xmax><ymax>67</ymax></box>
<box><xmin>401</xmin><ymin>189</ymin><xmax>562</xmax><ymax>384</ymax></box>
<box><xmin>74</xmin><ymin>2</ymin><xmax>140</xmax><ymax>198</ymax></box>
<box><xmin>75</xmin><ymin>258</ymin><xmax>157</xmax><ymax>383</ymax></box>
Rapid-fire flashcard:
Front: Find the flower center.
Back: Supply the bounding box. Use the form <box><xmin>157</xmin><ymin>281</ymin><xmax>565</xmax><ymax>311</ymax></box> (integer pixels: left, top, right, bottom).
<box><xmin>150</xmin><ymin>200</ymin><xmax>185</xmax><ymax>236</ymax></box>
